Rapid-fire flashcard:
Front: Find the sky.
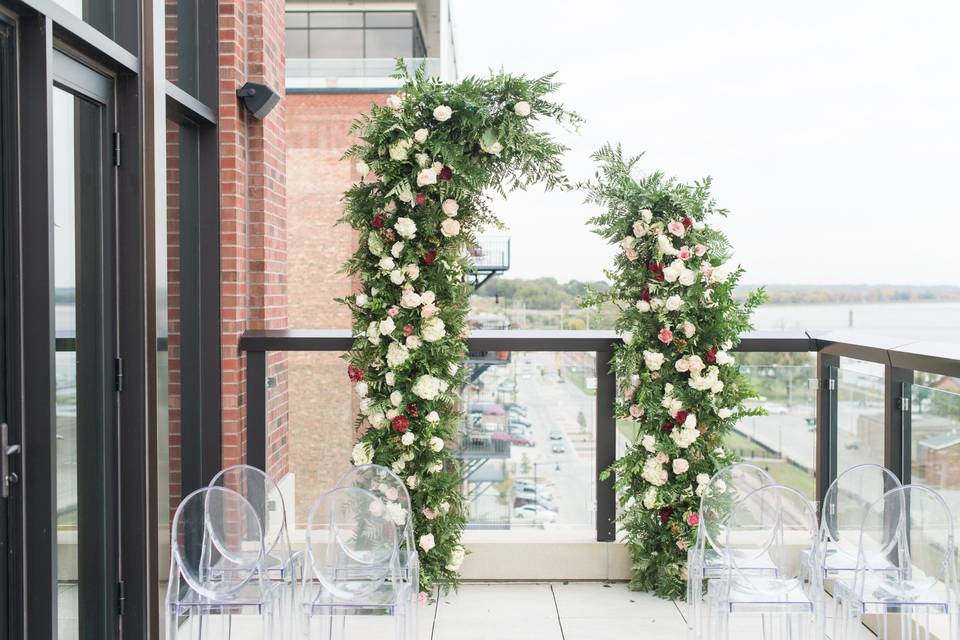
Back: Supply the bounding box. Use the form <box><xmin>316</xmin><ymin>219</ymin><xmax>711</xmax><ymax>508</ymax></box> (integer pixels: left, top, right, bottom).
<box><xmin>448</xmin><ymin>0</ymin><xmax>960</xmax><ymax>285</ymax></box>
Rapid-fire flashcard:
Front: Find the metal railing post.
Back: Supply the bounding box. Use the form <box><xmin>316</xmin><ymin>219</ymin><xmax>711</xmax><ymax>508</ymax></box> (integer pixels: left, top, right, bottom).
<box><xmin>815</xmin><ymin>352</ymin><xmax>839</xmax><ymax>510</ymax></box>
<box><xmin>884</xmin><ymin>366</ymin><xmax>914</xmax><ymax>486</ymax></box>
<box><xmin>595</xmin><ymin>348</ymin><xmax>617</xmax><ymax>542</ymax></box>
<box><xmin>246</xmin><ymin>350</ymin><xmax>267</xmax><ymax>472</ymax></box>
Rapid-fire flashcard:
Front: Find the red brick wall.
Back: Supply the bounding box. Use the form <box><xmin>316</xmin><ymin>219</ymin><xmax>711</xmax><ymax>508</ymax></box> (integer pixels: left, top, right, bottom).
<box><xmin>219</xmin><ymin>0</ymin><xmax>289</xmax><ymax>480</ymax></box>
<box><xmin>284</xmin><ymin>92</ymin><xmax>387</xmax><ymax>522</ymax></box>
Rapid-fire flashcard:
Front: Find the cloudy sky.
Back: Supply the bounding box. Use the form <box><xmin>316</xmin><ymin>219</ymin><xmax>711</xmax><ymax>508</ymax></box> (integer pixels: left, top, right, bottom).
<box><xmin>449</xmin><ymin>0</ymin><xmax>960</xmax><ymax>285</ymax></box>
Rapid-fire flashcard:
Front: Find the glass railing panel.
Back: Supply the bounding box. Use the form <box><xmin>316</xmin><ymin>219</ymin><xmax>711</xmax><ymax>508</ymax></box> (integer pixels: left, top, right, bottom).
<box><xmin>286</xmin><ymin>57</ymin><xmax>441</xmax><ymax>90</ymax></box>
<box><xmin>911</xmin><ymin>375</ymin><xmax>960</xmax><ymax>520</ymax></box>
<box><xmin>461</xmin><ymin>351</ymin><xmax>596</xmax><ymax>533</ymax></box>
<box><xmin>731</xmin><ymin>353</ymin><xmax>817</xmax><ymax>498</ymax></box>
<box><xmin>836</xmin><ymin>358</ymin><xmax>885</xmax><ymax>473</ymax></box>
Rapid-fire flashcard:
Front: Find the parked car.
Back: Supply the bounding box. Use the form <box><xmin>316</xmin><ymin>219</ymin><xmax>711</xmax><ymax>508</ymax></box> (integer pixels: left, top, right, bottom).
<box><xmin>509</xmin><ymin>414</ymin><xmax>532</xmax><ymax>427</ymax></box>
<box><xmin>514</xmin><ymin>504</ymin><xmax>558</xmax><ymax>523</ymax></box>
<box><xmin>517</xmin><ymin>485</ymin><xmax>554</xmax><ymax>501</ymax></box>
<box><xmin>549</xmin><ymin>430</ymin><xmax>564</xmax><ymax>441</ymax></box>
<box><xmin>513</xmin><ymin>478</ymin><xmax>537</xmax><ymax>491</ymax></box>
<box><xmin>552</xmin><ymin>442</ymin><xmax>566</xmax><ymax>454</ymax></box>
<box><xmin>497</xmin><ymin>381</ymin><xmax>518</xmax><ymax>393</ymax></box>
<box><xmin>509</xmin><ymin>424</ymin><xmax>526</xmax><ymax>435</ymax></box>
<box><xmin>505</xmin><ymin>403</ymin><xmax>528</xmax><ymax>416</ymax></box>
<box><xmin>510</xmin><ymin>435</ymin><xmax>536</xmax><ymax>447</ymax></box>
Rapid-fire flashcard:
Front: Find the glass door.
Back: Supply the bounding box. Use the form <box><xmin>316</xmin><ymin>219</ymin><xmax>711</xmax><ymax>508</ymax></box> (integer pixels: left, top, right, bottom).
<box><xmin>51</xmin><ymin>51</ymin><xmax>118</xmax><ymax>640</ymax></box>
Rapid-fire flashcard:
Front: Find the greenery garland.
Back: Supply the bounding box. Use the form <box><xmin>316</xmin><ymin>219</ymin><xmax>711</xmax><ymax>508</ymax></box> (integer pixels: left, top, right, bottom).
<box><xmin>580</xmin><ymin>145</ymin><xmax>766</xmax><ymax>598</ymax></box>
<box><xmin>339</xmin><ymin>64</ymin><xmax>578</xmax><ymax>594</ymax></box>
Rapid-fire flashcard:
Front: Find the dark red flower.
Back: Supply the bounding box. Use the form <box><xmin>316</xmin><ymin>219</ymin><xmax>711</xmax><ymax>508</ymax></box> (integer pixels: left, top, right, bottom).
<box><xmin>640</xmin><ymin>289</ymin><xmax>651</xmax><ymax>302</ymax></box>
<box><xmin>646</xmin><ymin>261</ymin><xmax>663</xmax><ymax>274</ymax></box>
<box><xmin>682</xmin><ymin>217</ymin><xmax>694</xmax><ymax>229</ymax></box>
<box><xmin>415</xmin><ymin>192</ymin><xmax>427</xmax><ymax>206</ymax></box>
<box><xmin>372</xmin><ymin>214</ymin><xmax>384</xmax><ymax>229</ymax></box>
<box><xmin>706</xmin><ymin>347</ymin><xmax>718</xmax><ymax>363</ymax></box>
<box><xmin>391</xmin><ymin>415</ymin><xmax>410</xmax><ymax>432</ymax></box>
<box><xmin>403</xmin><ymin>324</ymin><xmax>414</xmax><ymax>337</ymax></box>
<box><xmin>674</xmin><ymin>410</ymin><xmax>689</xmax><ymax>426</ymax></box>
<box><xmin>347</xmin><ymin>366</ymin><xmax>365</xmax><ymax>382</ymax></box>
<box><xmin>655</xmin><ymin>272</ymin><xmax>665</xmax><ymax>282</ymax></box>
<box><xmin>423</xmin><ymin>250</ymin><xmax>437</xmax><ymax>265</ymax></box>
<box><xmin>406</xmin><ymin>402</ymin><xmax>419</xmax><ymax>418</ymax></box>
<box><xmin>438</xmin><ymin>166</ymin><xmax>453</xmax><ymax>181</ymax></box>
<box><xmin>658</xmin><ymin>507</ymin><xmax>674</xmax><ymax>524</ymax></box>
<box><xmin>662</xmin><ymin>419</ymin><xmax>674</xmax><ymax>433</ymax></box>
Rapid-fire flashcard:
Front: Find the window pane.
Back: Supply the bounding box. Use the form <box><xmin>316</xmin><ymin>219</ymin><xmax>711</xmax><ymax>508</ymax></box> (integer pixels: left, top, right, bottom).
<box><xmin>309</xmin><ymin>29</ymin><xmax>363</xmax><ymax>58</ymax></box>
<box><xmin>365</xmin><ymin>29</ymin><xmax>413</xmax><ymax>58</ymax></box>
<box><xmin>52</xmin><ymin>0</ymin><xmax>114</xmax><ymax>38</ymax></box>
<box><xmin>285</xmin><ymin>11</ymin><xmax>308</xmax><ymax>28</ymax></box>
<box><xmin>836</xmin><ymin>358</ymin><xmax>885</xmax><ymax>473</ymax></box>
<box><xmin>309</xmin><ymin>12</ymin><xmax>363</xmax><ymax>28</ymax></box>
<box><xmin>365</xmin><ymin>12</ymin><xmax>413</xmax><ymax>28</ymax></box>
<box><xmin>286</xmin><ymin>29</ymin><xmax>309</xmax><ymax>59</ymax></box>
<box><xmin>165</xmin><ymin>0</ymin><xmax>198</xmax><ymax>97</ymax></box>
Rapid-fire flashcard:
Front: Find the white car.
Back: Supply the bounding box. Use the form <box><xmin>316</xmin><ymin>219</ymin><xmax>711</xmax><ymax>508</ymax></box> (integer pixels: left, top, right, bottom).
<box><xmin>514</xmin><ymin>504</ymin><xmax>558</xmax><ymax>523</ymax></box>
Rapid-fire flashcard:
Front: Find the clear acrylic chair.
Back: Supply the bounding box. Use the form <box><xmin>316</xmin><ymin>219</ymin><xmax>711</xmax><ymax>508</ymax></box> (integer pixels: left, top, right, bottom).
<box><xmin>804</xmin><ymin>463</ymin><xmax>901</xmax><ymax>583</ymax></box>
<box><xmin>834</xmin><ymin>484</ymin><xmax>960</xmax><ymax>640</ymax></box>
<box><xmin>209</xmin><ymin>464</ymin><xmax>299</xmax><ymax>628</ymax></box>
<box><xmin>299</xmin><ymin>486</ymin><xmax>413</xmax><ymax>640</ymax></box>
<box><xmin>335</xmin><ymin>464</ymin><xmax>419</xmax><ymax>592</ymax></box>
<box><xmin>687</xmin><ymin>463</ymin><xmax>776</xmax><ymax>638</ymax></box>
<box><xmin>166</xmin><ymin>486</ymin><xmax>282</xmax><ymax>640</ymax></box>
<box><xmin>706</xmin><ymin>484</ymin><xmax>824</xmax><ymax>640</ymax></box>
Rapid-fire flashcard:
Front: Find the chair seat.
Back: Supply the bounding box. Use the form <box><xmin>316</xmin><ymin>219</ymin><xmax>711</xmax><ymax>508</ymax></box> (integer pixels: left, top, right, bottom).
<box><xmin>834</xmin><ymin>574</ymin><xmax>952</xmax><ymax>614</ymax></box>
<box><xmin>711</xmin><ymin>577</ymin><xmax>815</xmax><ymax>614</ymax></box>
<box><xmin>703</xmin><ymin>548</ymin><xmax>780</xmax><ymax>577</ymax></box>
<box><xmin>800</xmin><ymin>547</ymin><xmax>896</xmax><ymax>578</ymax></box>
<box><xmin>171</xmin><ymin>580</ymin><xmax>283</xmax><ymax>613</ymax></box>
<box><xmin>302</xmin><ymin>581</ymin><xmax>410</xmax><ymax>616</ymax></box>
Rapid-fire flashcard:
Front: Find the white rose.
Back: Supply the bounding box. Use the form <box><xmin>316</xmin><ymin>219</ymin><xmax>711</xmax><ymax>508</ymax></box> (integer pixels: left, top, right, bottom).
<box><xmin>717</xmin><ymin>407</ymin><xmax>733</xmax><ymax>419</ymax></box>
<box><xmin>388</xmin><ymin>138</ymin><xmax>412</xmax><ymax>161</ymax></box>
<box><xmin>433</xmin><ymin>105</ymin><xmax>452</xmax><ymax>122</ymax></box>
<box><xmin>384</xmin><ymin>200</ymin><xmax>397</xmax><ymax>213</ymax></box>
<box><xmin>643</xmin><ymin>350</ymin><xmax>665</xmax><ymax>371</ymax></box>
<box><xmin>684</xmin><ymin>413</ymin><xmax>697</xmax><ymax>429</ymax></box>
<box><xmin>351</xmin><ymin>441</ymin><xmax>373</xmax><ymax>465</ymax></box>
<box><xmin>397</xmin><ymin>184</ymin><xmax>413</xmax><ymax>203</ymax></box>
<box><xmin>418</xmin><ymin>532</ymin><xmax>436</xmax><ymax>552</ymax></box>
<box><xmin>440</xmin><ymin>218</ymin><xmax>461</xmax><ymax>238</ymax></box>
<box><xmin>514</xmin><ymin>101</ymin><xmax>531</xmax><ymax>117</ymax></box>
<box><xmin>406</xmin><ymin>335</ymin><xmax>421</xmax><ymax>349</ymax></box>
<box><xmin>682</xmin><ymin>320</ymin><xmax>696</xmax><ymax>338</ymax></box>
<box><xmin>368</xmin><ymin>234</ymin><xmax>385</xmax><ymax>256</ymax></box>
<box><xmin>439</xmin><ymin>501</ymin><xmax>450</xmax><ymax>514</ymax></box>
<box><xmin>414</xmin><ymin>128</ymin><xmax>429</xmax><ymax>143</ymax></box>
<box><xmin>650</xmin><ymin>298</ymin><xmax>664</xmax><ymax>310</ymax></box>
<box><xmin>384</xmin><ymin>502</ymin><xmax>406</xmax><ymax>526</ymax></box>
<box><xmin>672</xmin><ymin>458</ymin><xmax>690</xmax><ymax>474</ymax></box>
<box><xmin>633</xmin><ymin>221</ymin><xmax>647</xmax><ymax>237</ymax></box>
<box><xmin>448</xmin><ymin>362</ymin><xmax>459</xmax><ymax>377</ymax></box>
<box><xmin>391</xmin><ymin>241</ymin><xmax>404</xmax><ymax>258</ymax></box>
<box><xmin>394</xmin><ymin>217</ymin><xmax>417</xmax><ymax>239</ymax></box>
<box><xmin>480</xmin><ymin>138</ymin><xmax>503</xmax><ymax>156</ymax></box>
<box><xmin>390</xmin><ymin>390</ymin><xmax>403</xmax><ymax>407</ymax></box>
<box><xmin>446</xmin><ymin>545</ymin><xmax>466</xmax><ymax>571</ymax></box>
<box><xmin>386</xmin><ymin>94</ymin><xmax>403</xmax><ymax>109</ymax></box>
<box><xmin>658</xmin><ymin>234</ymin><xmax>677</xmax><ymax>256</ymax></box>
<box><xmin>665</xmin><ymin>295</ymin><xmax>683</xmax><ymax>311</ymax></box>
<box><xmin>640</xmin><ymin>208</ymin><xmax>653</xmax><ymax>223</ymax></box>
<box><xmin>412</xmin><ymin>374</ymin><xmax>443</xmax><ymax>400</ymax></box>
<box><xmin>401</xmin><ymin>431</ymin><xmax>416</xmax><ymax>446</ymax></box>
<box><xmin>716</xmin><ymin>350</ymin><xmax>735</xmax><ymax>366</ymax></box>
<box><xmin>642</xmin><ymin>486</ymin><xmax>658</xmax><ymax>509</ymax></box>
<box><xmin>386</xmin><ymin>342</ymin><xmax>409</xmax><ymax>368</ymax></box>
<box><xmin>400</xmin><ymin>290</ymin><xmax>422</xmax><ymax>309</ymax></box>
<box><xmin>422</xmin><ymin>317</ymin><xmax>446</xmax><ymax>342</ymax></box>
<box><xmin>678</xmin><ymin>269</ymin><xmax>696</xmax><ymax>286</ymax></box>
<box><xmin>426</xmin><ymin>411</ymin><xmax>440</xmax><ymax>423</ymax></box>
<box><xmin>696</xmin><ymin>473</ymin><xmax>711</xmax><ymax>486</ymax></box>
<box><xmin>355</xmin><ymin>160</ymin><xmax>369</xmax><ymax>176</ymax></box>
<box><xmin>621</xmin><ymin>331</ymin><xmax>634</xmax><ymax>344</ymax></box>
<box><xmin>711</xmin><ymin>380</ymin><xmax>725</xmax><ymax>394</ymax></box>
<box><xmin>378</xmin><ymin>317</ymin><xmax>396</xmax><ymax>336</ymax></box>
<box><xmin>417</xmin><ymin>167</ymin><xmax>438</xmax><ymax>187</ymax></box>
<box><xmin>355</xmin><ymin>293</ymin><xmax>368</xmax><ymax>307</ymax></box>
<box><xmin>430</xmin><ymin>436</ymin><xmax>444</xmax><ymax>452</ymax></box>
<box><xmin>391</xmin><ymin>460</ymin><xmax>405</xmax><ymax>474</ymax></box>
<box><xmin>636</xmin><ymin>300</ymin><xmax>651</xmax><ymax>313</ymax></box>
<box><xmin>389</xmin><ymin>269</ymin><xmax>404</xmax><ymax>285</ymax></box>
<box><xmin>421</xmin><ymin>290</ymin><xmax>436</xmax><ymax>305</ymax></box>
<box><xmin>407</xmin><ymin>475</ymin><xmax>420</xmax><ymax>490</ymax></box>
<box><xmin>405</xmin><ymin>264</ymin><xmax>420</xmax><ymax>281</ymax></box>
<box><xmin>641</xmin><ymin>434</ymin><xmax>656</xmax><ymax>453</ymax></box>
<box><xmin>366</xmin><ymin>321</ymin><xmax>380</xmax><ymax>345</ymax></box>
<box><xmin>428</xmin><ymin>461</ymin><xmax>443</xmax><ymax>473</ymax></box>
<box><xmin>368</xmin><ymin>499</ymin><xmax>384</xmax><ymax>517</ymax></box>
<box><xmin>378</xmin><ymin>256</ymin><xmax>395</xmax><ymax>271</ymax></box>
<box><xmin>355</xmin><ymin>381</ymin><xmax>369</xmax><ymax>398</ymax></box>
<box><xmin>621</xmin><ymin>236</ymin><xmax>636</xmax><ymax>250</ymax></box>
<box><xmin>442</xmin><ymin>199</ymin><xmax>460</xmax><ymax>217</ymax></box>
<box><xmin>369</xmin><ymin>412</ymin><xmax>386</xmax><ymax>429</ymax></box>
<box><xmin>710</xmin><ymin>264</ymin><xmax>730</xmax><ymax>283</ymax></box>
<box><xmin>385</xmin><ymin>372</ymin><xmax>396</xmax><ymax>386</ymax></box>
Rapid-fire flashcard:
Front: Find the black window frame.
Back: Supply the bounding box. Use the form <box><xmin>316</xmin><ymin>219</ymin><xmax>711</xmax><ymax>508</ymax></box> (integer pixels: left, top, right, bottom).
<box><xmin>284</xmin><ymin>9</ymin><xmax>427</xmax><ymax>60</ymax></box>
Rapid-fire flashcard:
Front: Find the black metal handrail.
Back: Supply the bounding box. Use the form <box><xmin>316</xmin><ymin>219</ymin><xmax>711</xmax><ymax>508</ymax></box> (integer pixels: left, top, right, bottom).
<box><xmin>238</xmin><ymin>329</ymin><xmax>960</xmax><ymax>541</ymax></box>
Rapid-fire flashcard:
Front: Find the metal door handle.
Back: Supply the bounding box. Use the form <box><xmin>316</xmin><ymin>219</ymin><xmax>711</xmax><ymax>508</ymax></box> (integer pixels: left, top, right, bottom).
<box><xmin>1</xmin><ymin>422</ymin><xmax>20</xmax><ymax>498</ymax></box>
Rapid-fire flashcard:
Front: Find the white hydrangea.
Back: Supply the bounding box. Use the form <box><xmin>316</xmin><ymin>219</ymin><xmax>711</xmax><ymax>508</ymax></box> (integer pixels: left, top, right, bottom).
<box><xmin>394</xmin><ymin>217</ymin><xmax>417</xmax><ymax>239</ymax></box>
<box><xmin>642</xmin><ymin>486</ymin><xmax>658</xmax><ymax>509</ymax></box>
<box><xmin>401</xmin><ymin>431</ymin><xmax>416</xmax><ymax>446</ymax></box>
<box><xmin>670</xmin><ymin>427</ymin><xmax>700</xmax><ymax>449</ymax></box>
<box><xmin>422</xmin><ymin>317</ymin><xmax>446</xmax><ymax>342</ymax></box>
<box><xmin>715</xmin><ymin>350</ymin><xmax>736</xmax><ymax>366</ymax></box>
<box><xmin>351</xmin><ymin>441</ymin><xmax>373</xmax><ymax>465</ymax></box>
<box><xmin>388</xmin><ymin>138</ymin><xmax>412</xmax><ymax>161</ymax></box>
<box><xmin>426</xmin><ymin>411</ymin><xmax>440</xmax><ymax>423</ymax></box>
<box><xmin>446</xmin><ymin>545</ymin><xmax>466</xmax><ymax>570</ymax></box>
<box><xmin>641</xmin><ymin>434</ymin><xmax>656</xmax><ymax>453</ymax></box>
<box><xmin>391</xmin><ymin>241</ymin><xmax>404</xmax><ymax>258</ymax></box>
<box><xmin>378</xmin><ymin>256</ymin><xmax>395</xmax><ymax>271</ymax></box>
<box><xmin>641</xmin><ymin>457</ymin><xmax>667</xmax><ymax>486</ymax></box>
<box><xmin>384</xmin><ymin>502</ymin><xmax>406</xmax><ymax>526</ymax></box>
<box><xmin>513</xmin><ymin>101</ymin><xmax>531</xmax><ymax>117</ymax></box>
<box><xmin>355</xmin><ymin>381</ymin><xmax>368</xmax><ymax>398</ymax></box>
<box><xmin>643</xmin><ymin>350</ymin><xmax>665</xmax><ymax>371</ymax></box>
<box><xmin>717</xmin><ymin>407</ymin><xmax>733</xmax><ymax>419</ymax></box>
<box><xmin>412</xmin><ymin>374</ymin><xmax>443</xmax><ymax>400</ymax></box>
<box><xmin>385</xmin><ymin>372</ymin><xmax>395</xmax><ymax>386</ymax></box>
<box><xmin>386</xmin><ymin>342</ymin><xmax>410</xmax><ymax>368</ymax></box>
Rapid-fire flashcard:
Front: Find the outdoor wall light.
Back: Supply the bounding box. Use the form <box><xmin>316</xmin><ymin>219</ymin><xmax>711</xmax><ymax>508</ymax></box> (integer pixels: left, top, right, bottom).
<box><xmin>236</xmin><ymin>82</ymin><xmax>280</xmax><ymax>120</ymax></box>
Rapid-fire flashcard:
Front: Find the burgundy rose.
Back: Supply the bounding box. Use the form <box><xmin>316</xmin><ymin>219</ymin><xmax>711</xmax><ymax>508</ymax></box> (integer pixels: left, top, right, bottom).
<box><xmin>391</xmin><ymin>415</ymin><xmax>410</xmax><ymax>432</ymax></box>
<box><xmin>682</xmin><ymin>216</ymin><xmax>694</xmax><ymax>229</ymax></box>
<box><xmin>640</xmin><ymin>289</ymin><xmax>651</xmax><ymax>302</ymax></box>
<box><xmin>415</xmin><ymin>192</ymin><xmax>427</xmax><ymax>206</ymax></box>
<box><xmin>372</xmin><ymin>214</ymin><xmax>384</xmax><ymax>229</ymax></box>
<box><xmin>438</xmin><ymin>166</ymin><xmax>453</xmax><ymax>181</ymax></box>
<box><xmin>347</xmin><ymin>366</ymin><xmax>365</xmax><ymax>382</ymax></box>
<box><xmin>662</xmin><ymin>419</ymin><xmax>674</xmax><ymax>433</ymax></box>
<box><xmin>706</xmin><ymin>347</ymin><xmax>718</xmax><ymax>363</ymax></box>
<box><xmin>647</xmin><ymin>261</ymin><xmax>663</xmax><ymax>274</ymax></box>
<box><xmin>674</xmin><ymin>410</ymin><xmax>689</xmax><ymax>426</ymax></box>
<box><xmin>658</xmin><ymin>507</ymin><xmax>674</xmax><ymax>524</ymax></box>
<box><xmin>406</xmin><ymin>402</ymin><xmax>419</xmax><ymax>418</ymax></box>
<box><xmin>423</xmin><ymin>250</ymin><xmax>437</xmax><ymax>265</ymax></box>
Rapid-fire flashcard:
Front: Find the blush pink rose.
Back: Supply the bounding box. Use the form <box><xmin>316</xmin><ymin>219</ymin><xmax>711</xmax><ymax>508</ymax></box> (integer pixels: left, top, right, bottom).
<box><xmin>625</xmin><ymin>247</ymin><xmax>638</xmax><ymax>261</ymax></box>
<box><xmin>655</xmin><ymin>451</ymin><xmax>669</xmax><ymax>464</ymax></box>
<box><xmin>694</xmin><ymin>244</ymin><xmax>707</xmax><ymax>257</ymax></box>
<box><xmin>658</xmin><ymin>328</ymin><xmax>673</xmax><ymax>344</ymax></box>
<box><xmin>687</xmin><ymin>512</ymin><xmax>700</xmax><ymax>527</ymax></box>
<box><xmin>387</xmin><ymin>306</ymin><xmax>400</xmax><ymax>317</ymax></box>
<box><xmin>675</xmin><ymin>358</ymin><xmax>690</xmax><ymax>372</ymax></box>
<box><xmin>677</xmin><ymin>246</ymin><xmax>691</xmax><ymax>261</ymax></box>
<box><xmin>667</xmin><ymin>221</ymin><xmax>686</xmax><ymax>237</ymax></box>
<box><xmin>629</xmin><ymin>404</ymin><xmax>643</xmax><ymax>418</ymax></box>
